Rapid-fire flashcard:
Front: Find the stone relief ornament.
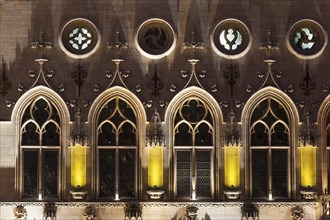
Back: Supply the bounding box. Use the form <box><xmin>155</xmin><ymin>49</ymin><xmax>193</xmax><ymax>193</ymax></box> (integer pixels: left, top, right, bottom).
<box><xmin>291</xmin><ymin>206</ymin><xmax>304</xmax><ymax>220</ymax></box>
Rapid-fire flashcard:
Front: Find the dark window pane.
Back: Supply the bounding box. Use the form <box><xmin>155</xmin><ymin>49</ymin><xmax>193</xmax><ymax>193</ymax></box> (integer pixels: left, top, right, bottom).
<box><xmin>271</xmin><ymin>123</ymin><xmax>289</xmax><ymax>146</ymax></box>
<box><xmin>33</xmin><ymin>99</ymin><xmax>50</xmax><ymax>127</ymax></box>
<box><xmin>272</xmin><ymin>150</ymin><xmax>288</xmax><ymax>197</ymax></box>
<box><xmin>119</xmin><ymin>99</ymin><xmax>136</xmax><ymax>124</ymax></box>
<box><xmin>42</xmin><ymin>122</ymin><xmax>60</xmax><ymax>146</ymax></box>
<box><xmin>175</xmin><ymin>123</ymin><xmax>192</xmax><ymax>146</ymax></box>
<box><xmin>23</xmin><ymin>150</ymin><xmax>38</xmax><ymax>197</ymax></box>
<box><xmin>99</xmin><ymin>149</ymin><xmax>115</xmax><ymax>197</ymax></box>
<box><xmin>176</xmin><ymin>151</ymin><xmax>191</xmax><ymax>197</ymax></box>
<box><xmin>22</xmin><ymin>122</ymin><xmax>39</xmax><ymax>146</ymax></box>
<box><xmin>98</xmin><ymin>123</ymin><xmax>116</xmax><ymax>146</ymax></box>
<box><xmin>252</xmin><ymin>150</ymin><xmax>268</xmax><ymax>198</ymax></box>
<box><xmin>43</xmin><ymin>150</ymin><xmax>58</xmax><ymax>197</ymax></box>
<box><xmin>196</xmin><ymin>150</ymin><xmax>211</xmax><ymax>197</ymax></box>
<box><xmin>98</xmin><ymin>100</ymin><xmax>116</xmax><ymax>124</ymax></box>
<box><xmin>251</xmin><ymin>99</ymin><xmax>267</xmax><ymax>123</ymax></box>
<box><xmin>251</xmin><ymin>123</ymin><xmax>268</xmax><ymax>146</ymax></box>
<box><xmin>327</xmin><ymin>130</ymin><xmax>330</xmax><ymax>146</ymax></box>
<box><xmin>118</xmin><ymin>122</ymin><xmax>136</xmax><ymax>146</ymax></box>
<box><xmin>119</xmin><ymin>149</ymin><xmax>135</xmax><ymax>198</ymax></box>
<box><xmin>271</xmin><ymin>100</ymin><xmax>288</xmax><ymax>124</ymax></box>
<box><xmin>195</xmin><ymin>123</ymin><xmax>213</xmax><ymax>146</ymax></box>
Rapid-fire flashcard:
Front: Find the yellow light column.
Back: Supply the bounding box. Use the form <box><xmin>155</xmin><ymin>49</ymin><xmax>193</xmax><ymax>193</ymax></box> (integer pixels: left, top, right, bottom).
<box><xmin>300</xmin><ymin>144</ymin><xmax>317</xmax><ymax>188</ymax></box>
<box><xmin>70</xmin><ymin>144</ymin><xmax>87</xmax><ymax>188</ymax></box>
<box><xmin>148</xmin><ymin>146</ymin><xmax>164</xmax><ymax>188</ymax></box>
<box><xmin>224</xmin><ymin>145</ymin><xmax>241</xmax><ymax>188</ymax></box>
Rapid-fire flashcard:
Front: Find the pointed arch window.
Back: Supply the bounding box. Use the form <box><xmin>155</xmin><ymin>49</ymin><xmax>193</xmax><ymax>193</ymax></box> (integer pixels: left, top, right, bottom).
<box><xmin>249</xmin><ymin>98</ymin><xmax>290</xmax><ymax>199</ymax></box>
<box><xmin>20</xmin><ymin>97</ymin><xmax>61</xmax><ymax>199</ymax></box>
<box><xmin>97</xmin><ymin>97</ymin><xmax>138</xmax><ymax>199</ymax></box>
<box><xmin>173</xmin><ymin>98</ymin><xmax>214</xmax><ymax>199</ymax></box>
<box><xmin>326</xmin><ymin>112</ymin><xmax>330</xmax><ymax>191</ymax></box>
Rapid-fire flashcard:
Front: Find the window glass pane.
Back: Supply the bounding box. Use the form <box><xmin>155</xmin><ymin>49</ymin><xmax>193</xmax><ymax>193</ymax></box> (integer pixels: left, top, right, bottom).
<box><xmin>98</xmin><ymin>123</ymin><xmax>116</xmax><ymax>146</ymax></box>
<box><xmin>23</xmin><ymin>150</ymin><xmax>38</xmax><ymax>197</ymax></box>
<box><xmin>42</xmin><ymin>122</ymin><xmax>60</xmax><ymax>146</ymax></box>
<box><xmin>252</xmin><ymin>150</ymin><xmax>268</xmax><ymax>197</ymax></box>
<box><xmin>99</xmin><ymin>149</ymin><xmax>115</xmax><ymax>197</ymax></box>
<box><xmin>175</xmin><ymin>123</ymin><xmax>192</xmax><ymax>146</ymax></box>
<box><xmin>196</xmin><ymin>150</ymin><xmax>211</xmax><ymax>197</ymax></box>
<box><xmin>272</xmin><ymin>150</ymin><xmax>288</xmax><ymax>197</ymax></box>
<box><xmin>118</xmin><ymin>122</ymin><xmax>136</xmax><ymax>146</ymax></box>
<box><xmin>43</xmin><ymin>150</ymin><xmax>58</xmax><ymax>197</ymax></box>
<box><xmin>271</xmin><ymin>123</ymin><xmax>289</xmax><ymax>146</ymax></box>
<box><xmin>195</xmin><ymin>123</ymin><xmax>213</xmax><ymax>146</ymax></box>
<box><xmin>251</xmin><ymin>123</ymin><xmax>268</xmax><ymax>146</ymax></box>
<box><xmin>32</xmin><ymin>99</ymin><xmax>50</xmax><ymax>127</ymax></box>
<box><xmin>119</xmin><ymin>149</ymin><xmax>135</xmax><ymax>198</ymax></box>
<box><xmin>176</xmin><ymin>150</ymin><xmax>191</xmax><ymax>197</ymax></box>
<box><xmin>22</xmin><ymin>122</ymin><xmax>39</xmax><ymax>146</ymax></box>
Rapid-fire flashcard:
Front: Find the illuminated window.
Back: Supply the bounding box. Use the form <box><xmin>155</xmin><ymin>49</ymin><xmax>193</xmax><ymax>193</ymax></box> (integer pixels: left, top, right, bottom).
<box><xmin>250</xmin><ymin>98</ymin><xmax>290</xmax><ymax>199</ymax></box>
<box><xmin>135</xmin><ymin>18</ymin><xmax>176</xmax><ymax>59</ymax></box>
<box><xmin>173</xmin><ymin>98</ymin><xmax>214</xmax><ymax>199</ymax></box>
<box><xmin>20</xmin><ymin>97</ymin><xmax>61</xmax><ymax>199</ymax></box>
<box><xmin>211</xmin><ymin>19</ymin><xmax>252</xmax><ymax>59</ymax></box>
<box><xmin>97</xmin><ymin>97</ymin><xmax>137</xmax><ymax>199</ymax></box>
<box><xmin>287</xmin><ymin>19</ymin><xmax>327</xmax><ymax>59</ymax></box>
<box><xmin>59</xmin><ymin>18</ymin><xmax>100</xmax><ymax>59</ymax></box>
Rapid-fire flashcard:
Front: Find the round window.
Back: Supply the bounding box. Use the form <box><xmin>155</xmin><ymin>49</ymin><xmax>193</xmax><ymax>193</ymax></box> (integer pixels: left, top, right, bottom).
<box><xmin>59</xmin><ymin>18</ymin><xmax>101</xmax><ymax>59</ymax></box>
<box><xmin>287</xmin><ymin>19</ymin><xmax>327</xmax><ymax>59</ymax></box>
<box><xmin>211</xmin><ymin>19</ymin><xmax>252</xmax><ymax>59</ymax></box>
<box><xmin>135</xmin><ymin>18</ymin><xmax>176</xmax><ymax>59</ymax></box>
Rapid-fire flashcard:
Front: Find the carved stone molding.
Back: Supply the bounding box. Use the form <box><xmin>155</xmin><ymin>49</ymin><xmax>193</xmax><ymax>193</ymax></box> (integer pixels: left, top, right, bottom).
<box><xmin>224</xmin><ymin>190</ymin><xmax>242</xmax><ymax>200</ymax></box>
<box><xmin>83</xmin><ymin>206</ymin><xmax>97</xmax><ymax>220</ymax></box>
<box><xmin>185</xmin><ymin>206</ymin><xmax>198</xmax><ymax>220</ymax></box>
<box><xmin>241</xmin><ymin>203</ymin><xmax>258</xmax><ymax>220</ymax></box>
<box><xmin>125</xmin><ymin>204</ymin><xmax>142</xmax><ymax>220</ymax></box>
<box><xmin>15</xmin><ymin>205</ymin><xmax>27</xmax><ymax>220</ymax></box>
<box><xmin>146</xmin><ymin>189</ymin><xmax>165</xmax><ymax>200</ymax></box>
<box><xmin>300</xmin><ymin>190</ymin><xmax>318</xmax><ymax>200</ymax></box>
<box><xmin>44</xmin><ymin>203</ymin><xmax>56</xmax><ymax>220</ymax></box>
<box><xmin>291</xmin><ymin>206</ymin><xmax>304</xmax><ymax>220</ymax></box>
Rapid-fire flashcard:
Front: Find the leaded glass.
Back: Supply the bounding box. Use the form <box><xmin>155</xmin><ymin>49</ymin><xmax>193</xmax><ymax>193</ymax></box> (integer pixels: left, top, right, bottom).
<box><xmin>272</xmin><ymin>150</ymin><xmax>288</xmax><ymax>197</ymax></box>
<box><xmin>97</xmin><ymin>97</ymin><xmax>138</xmax><ymax>199</ymax></box>
<box><xmin>43</xmin><ymin>150</ymin><xmax>58</xmax><ymax>197</ymax></box>
<box><xmin>23</xmin><ymin>150</ymin><xmax>38</xmax><ymax>197</ymax></box>
<box><xmin>119</xmin><ymin>150</ymin><xmax>135</xmax><ymax>197</ymax></box>
<box><xmin>220</xmin><ymin>28</ymin><xmax>243</xmax><ymax>50</ymax></box>
<box><xmin>252</xmin><ymin>150</ymin><xmax>268</xmax><ymax>197</ymax></box>
<box><xmin>176</xmin><ymin>151</ymin><xmax>191</xmax><ymax>197</ymax></box>
<box><xmin>174</xmin><ymin>98</ymin><xmax>214</xmax><ymax>199</ymax></box>
<box><xmin>196</xmin><ymin>150</ymin><xmax>211</xmax><ymax>197</ymax></box>
<box><xmin>99</xmin><ymin>149</ymin><xmax>115</xmax><ymax>197</ymax></box>
<box><xmin>294</xmin><ymin>28</ymin><xmax>316</xmax><ymax>50</ymax></box>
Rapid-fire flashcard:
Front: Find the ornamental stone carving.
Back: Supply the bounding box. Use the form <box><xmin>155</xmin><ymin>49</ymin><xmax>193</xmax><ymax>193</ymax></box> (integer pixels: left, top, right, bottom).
<box><xmin>15</xmin><ymin>205</ymin><xmax>27</xmax><ymax>220</ymax></box>
<box><xmin>125</xmin><ymin>204</ymin><xmax>142</xmax><ymax>220</ymax></box>
<box><xmin>291</xmin><ymin>206</ymin><xmax>304</xmax><ymax>220</ymax></box>
<box><xmin>83</xmin><ymin>206</ymin><xmax>97</xmax><ymax>220</ymax></box>
<box><xmin>241</xmin><ymin>203</ymin><xmax>259</xmax><ymax>220</ymax></box>
<box><xmin>185</xmin><ymin>206</ymin><xmax>198</xmax><ymax>220</ymax></box>
<box><xmin>44</xmin><ymin>203</ymin><xmax>56</xmax><ymax>220</ymax></box>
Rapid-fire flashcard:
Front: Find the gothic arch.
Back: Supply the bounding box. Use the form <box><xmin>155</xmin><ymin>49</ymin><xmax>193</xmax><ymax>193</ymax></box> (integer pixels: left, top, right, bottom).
<box><xmin>88</xmin><ymin>86</ymin><xmax>147</xmax><ymax>199</ymax></box>
<box><xmin>12</xmin><ymin>85</ymin><xmax>70</xmax><ymax>199</ymax></box>
<box><xmin>317</xmin><ymin>95</ymin><xmax>330</xmax><ymax>191</ymax></box>
<box><xmin>165</xmin><ymin>86</ymin><xmax>223</xmax><ymax>199</ymax></box>
<box><xmin>241</xmin><ymin>87</ymin><xmax>300</xmax><ymax>199</ymax></box>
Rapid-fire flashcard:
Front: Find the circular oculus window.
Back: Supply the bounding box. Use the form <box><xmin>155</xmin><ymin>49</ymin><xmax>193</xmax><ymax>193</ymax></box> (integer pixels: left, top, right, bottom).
<box><xmin>135</xmin><ymin>18</ymin><xmax>176</xmax><ymax>59</ymax></box>
<box><xmin>211</xmin><ymin>19</ymin><xmax>252</xmax><ymax>59</ymax></box>
<box><xmin>59</xmin><ymin>18</ymin><xmax>101</xmax><ymax>59</ymax></box>
<box><xmin>287</xmin><ymin>19</ymin><xmax>327</xmax><ymax>59</ymax></box>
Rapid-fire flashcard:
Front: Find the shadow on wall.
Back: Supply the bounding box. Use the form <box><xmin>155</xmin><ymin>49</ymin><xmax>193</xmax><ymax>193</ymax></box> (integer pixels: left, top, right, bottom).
<box><xmin>0</xmin><ymin>168</ymin><xmax>16</xmax><ymax>201</ymax></box>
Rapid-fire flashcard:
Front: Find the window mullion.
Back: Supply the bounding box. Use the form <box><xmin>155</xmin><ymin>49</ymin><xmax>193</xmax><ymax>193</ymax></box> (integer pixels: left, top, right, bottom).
<box><xmin>115</xmin><ymin>148</ymin><xmax>119</xmax><ymax>197</ymax></box>
<box><xmin>268</xmin><ymin>148</ymin><xmax>272</xmax><ymax>199</ymax></box>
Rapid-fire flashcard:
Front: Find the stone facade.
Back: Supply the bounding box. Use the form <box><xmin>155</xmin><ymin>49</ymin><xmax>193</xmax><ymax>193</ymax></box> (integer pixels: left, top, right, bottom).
<box><xmin>1</xmin><ymin>0</ymin><xmax>330</xmax><ymax>219</ymax></box>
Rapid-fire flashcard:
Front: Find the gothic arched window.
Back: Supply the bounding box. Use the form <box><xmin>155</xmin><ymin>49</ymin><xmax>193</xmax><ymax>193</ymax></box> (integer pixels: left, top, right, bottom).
<box><xmin>20</xmin><ymin>97</ymin><xmax>61</xmax><ymax>199</ymax></box>
<box><xmin>173</xmin><ymin>98</ymin><xmax>214</xmax><ymax>199</ymax></box>
<box><xmin>97</xmin><ymin>97</ymin><xmax>138</xmax><ymax>199</ymax></box>
<box><xmin>249</xmin><ymin>98</ymin><xmax>290</xmax><ymax>199</ymax></box>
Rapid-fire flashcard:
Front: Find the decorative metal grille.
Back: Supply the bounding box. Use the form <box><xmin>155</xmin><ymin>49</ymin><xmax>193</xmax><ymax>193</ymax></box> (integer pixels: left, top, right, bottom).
<box><xmin>23</xmin><ymin>151</ymin><xmax>38</xmax><ymax>197</ymax></box>
<box><xmin>252</xmin><ymin>150</ymin><xmax>268</xmax><ymax>197</ymax></box>
<box><xmin>176</xmin><ymin>151</ymin><xmax>191</xmax><ymax>197</ymax></box>
<box><xmin>272</xmin><ymin>150</ymin><xmax>288</xmax><ymax>197</ymax></box>
<box><xmin>43</xmin><ymin>150</ymin><xmax>58</xmax><ymax>197</ymax></box>
<box><xmin>97</xmin><ymin>97</ymin><xmax>137</xmax><ymax>199</ymax></box>
<box><xmin>174</xmin><ymin>98</ymin><xmax>214</xmax><ymax>199</ymax></box>
<box><xmin>21</xmin><ymin>97</ymin><xmax>61</xmax><ymax>199</ymax></box>
<box><xmin>250</xmin><ymin>98</ymin><xmax>290</xmax><ymax>199</ymax></box>
<box><xmin>119</xmin><ymin>150</ymin><xmax>136</xmax><ymax>197</ymax></box>
<box><xmin>196</xmin><ymin>150</ymin><xmax>211</xmax><ymax>197</ymax></box>
<box><xmin>99</xmin><ymin>149</ymin><xmax>115</xmax><ymax>197</ymax></box>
